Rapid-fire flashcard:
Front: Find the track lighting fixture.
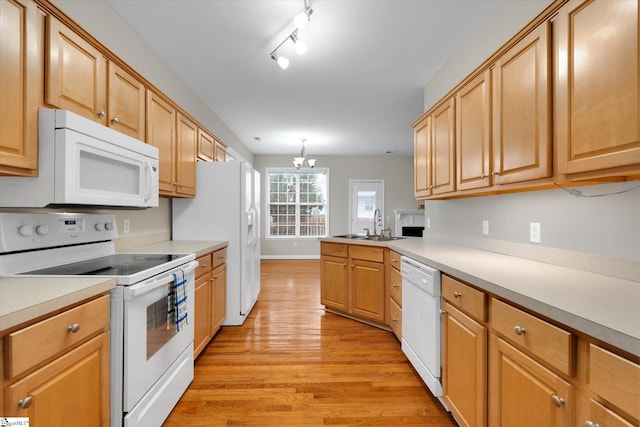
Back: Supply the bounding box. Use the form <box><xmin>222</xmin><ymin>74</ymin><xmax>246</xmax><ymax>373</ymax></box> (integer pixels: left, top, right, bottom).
<box><xmin>270</xmin><ymin>0</ymin><xmax>313</xmax><ymax>70</ymax></box>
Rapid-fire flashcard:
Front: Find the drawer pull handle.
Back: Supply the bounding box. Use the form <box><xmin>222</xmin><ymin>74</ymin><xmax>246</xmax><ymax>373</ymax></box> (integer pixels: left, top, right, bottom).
<box><xmin>67</xmin><ymin>323</ymin><xmax>81</xmax><ymax>333</ymax></box>
<box><xmin>391</xmin><ymin>317</ymin><xmax>397</xmax><ymax>323</ymax></box>
<box><xmin>514</xmin><ymin>325</ymin><xmax>526</xmax><ymax>335</ymax></box>
<box><xmin>18</xmin><ymin>396</ymin><xmax>33</xmax><ymax>409</ymax></box>
<box><xmin>584</xmin><ymin>422</ymin><xmax>600</xmax><ymax>427</ymax></box>
<box><xmin>551</xmin><ymin>395</ymin><xmax>564</xmax><ymax>407</ymax></box>
<box><xmin>453</xmin><ymin>291</ymin><xmax>461</xmax><ymax>298</ymax></box>
<box><xmin>392</xmin><ymin>283</ymin><xmax>400</xmax><ymax>288</ymax></box>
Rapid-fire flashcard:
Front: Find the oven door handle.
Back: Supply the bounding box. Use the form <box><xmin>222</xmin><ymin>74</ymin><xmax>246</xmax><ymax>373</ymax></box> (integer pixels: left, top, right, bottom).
<box><xmin>124</xmin><ymin>260</ymin><xmax>198</xmax><ymax>300</ymax></box>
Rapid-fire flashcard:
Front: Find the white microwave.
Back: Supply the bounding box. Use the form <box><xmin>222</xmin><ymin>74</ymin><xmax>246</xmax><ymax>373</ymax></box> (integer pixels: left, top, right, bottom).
<box><xmin>0</xmin><ymin>109</ymin><xmax>159</xmax><ymax>208</ymax></box>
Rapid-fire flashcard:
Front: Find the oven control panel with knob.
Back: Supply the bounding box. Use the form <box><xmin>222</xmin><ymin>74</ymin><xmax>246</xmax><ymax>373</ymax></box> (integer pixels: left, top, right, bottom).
<box><xmin>0</xmin><ymin>212</ymin><xmax>118</xmax><ymax>253</ymax></box>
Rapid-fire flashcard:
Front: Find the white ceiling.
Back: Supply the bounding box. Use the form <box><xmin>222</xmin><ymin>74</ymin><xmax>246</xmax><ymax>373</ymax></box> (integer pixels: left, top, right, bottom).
<box><xmin>106</xmin><ymin>0</ymin><xmax>504</xmax><ymax>157</ymax></box>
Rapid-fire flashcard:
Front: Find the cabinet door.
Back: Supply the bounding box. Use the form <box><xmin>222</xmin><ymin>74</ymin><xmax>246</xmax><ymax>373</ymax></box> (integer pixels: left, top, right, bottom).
<box><xmin>585</xmin><ymin>399</ymin><xmax>635</xmax><ymax>427</ymax></box>
<box><xmin>146</xmin><ymin>91</ymin><xmax>176</xmax><ymax>194</ymax></box>
<box><xmin>6</xmin><ymin>333</ymin><xmax>109</xmax><ymax>425</ymax></box>
<box><xmin>489</xmin><ymin>336</ymin><xmax>573</xmax><ymax>427</ymax></box>
<box><xmin>215</xmin><ymin>139</ymin><xmax>226</xmax><ymax>162</ymax></box>
<box><xmin>0</xmin><ymin>0</ymin><xmax>42</xmax><ymax>176</ymax></box>
<box><xmin>320</xmin><ymin>255</ymin><xmax>348</xmax><ymax>312</ymax></box>
<box><xmin>555</xmin><ymin>0</ymin><xmax>639</xmax><ymax>174</ymax></box>
<box><xmin>193</xmin><ymin>273</ymin><xmax>212</xmax><ymax>358</ymax></box>
<box><xmin>108</xmin><ymin>62</ymin><xmax>146</xmax><ymax>140</ymax></box>
<box><xmin>211</xmin><ymin>264</ymin><xmax>227</xmax><ymax>334</ymax></box>
<box><xmin>197</xmin><ymin>128</ymin><xmax>215</xmax><ymax>161</ymax></box>
<box><xmin>46</xmin><ymin>15</ymin><xmax>107</xmax><ymax>124</ymax></box>
<box><xmin>492</xmin><ymin>21</ymin><xmax>551</xmax><ymax>184</ymax></box>
<box><xmin>456</xmin><ymin>70</ymin><xmax>491</xmax><ymax>191</ymax></box>
<box><xmin>176</xmin><ymin>112</ymin><xmax>197</xmax><ymax>196</ymax></box>
<box><xmin>414</xmin><ymin>116</ymin><xmax>431</xmax><ymax>198</ymax></box>
<box><xmin>350</xmin><ymin>259</ymin><xmax>385</xmax><ymax>323</ymax></box>
<box><xmin>431</xmin><ymin>98</ymin><xmax>456</xmax><ymax>194</ymax></box>
<box><xmin>443</xmin><ymin>302</ymin><xmax>487</xmax><ymax>427</ymax></box>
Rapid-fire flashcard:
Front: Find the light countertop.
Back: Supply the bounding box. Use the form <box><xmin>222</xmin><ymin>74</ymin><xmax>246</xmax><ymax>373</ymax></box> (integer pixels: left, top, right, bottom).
<box><xmin>124</xmin><ymin>240</ymin><xmax>227</xmax><ymax>258</ymax></box>
<box><xmin>0</xmin><ymin>277</ymin><xmax>116</xmax><ymax>333</ymax></box>
<box><xmin>322</xmin><ymin>236</ymin><xmax>640</xmax><ymax>356</ymax></box>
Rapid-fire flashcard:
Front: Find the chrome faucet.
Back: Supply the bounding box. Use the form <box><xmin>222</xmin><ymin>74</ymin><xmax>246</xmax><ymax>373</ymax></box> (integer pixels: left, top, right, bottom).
<box><xmin>373</xmin><ymin>208</ymin><xmax>381</xmax><ymax>236</ymax></box>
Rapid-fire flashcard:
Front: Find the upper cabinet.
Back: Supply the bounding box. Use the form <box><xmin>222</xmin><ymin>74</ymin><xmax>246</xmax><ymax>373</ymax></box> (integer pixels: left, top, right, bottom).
<box><xmin>492</xmin><ymin>21</ymin><xmax>551</xmax><ymax>185</ymax></box>
<box><xmin>197</xmin><ymin>128</ymin><xmax>227</xmax><ymax>162</ymax></box>
<box><xmin>414</xmin><ymin>0</ymin><xmax>639</xmax><ymax>200</ymax></box>
<box><xmin>555</xmin><ymin>0</ymin><xmax>639</xmax><ymax>175</ymax></box>
<box><xmin>46</xmin><ymin>15</ymin><xmax>107</xmax><ymax>124</ymax></box>
<box><xmin>147</xmin><ymin>91</ymin><xmax>177</xmax><ymax>194</ymax></box>
<box><xmin>107</xmin><ymin>62</ymin><xmax>146</xmax><ymax>140</ymax></box>
<box><xmin>0</xmin><ymin>0</ymin><xmax>44</xmax><ymax>176</ymax></box>
<box><xmin>176</xmin><ymin>112</ymin><xmax>197</xmax><ymax>196</ymax></box>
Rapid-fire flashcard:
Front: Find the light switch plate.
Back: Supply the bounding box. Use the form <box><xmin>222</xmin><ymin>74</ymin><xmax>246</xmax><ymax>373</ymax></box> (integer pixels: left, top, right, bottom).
<box><xmin>530</xmin><ymin>222</ymin><xmax>541</xmax><ymax>243</ymax></box>
<box><xmin>482</xmin><ymin>220</ymin><xmax>489</xmax><ymax>235</ymax></box>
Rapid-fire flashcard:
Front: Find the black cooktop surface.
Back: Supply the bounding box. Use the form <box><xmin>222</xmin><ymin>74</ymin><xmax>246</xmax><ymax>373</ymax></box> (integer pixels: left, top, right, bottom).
<box><xmin>20</xmin><ymin>254</ymin><xmax>182</xmax><ymax>276</ymax></box>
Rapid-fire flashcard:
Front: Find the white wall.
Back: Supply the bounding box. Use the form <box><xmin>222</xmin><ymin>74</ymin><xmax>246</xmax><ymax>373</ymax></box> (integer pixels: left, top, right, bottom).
<box><xmin>421</xmin><ymin>0</ymin><xmax>640</xmax><ymax>281</ymax></box>
<box><xmin>253</xmin><ymin>155</ymin><xmax>416</xmax><ymax>258</ymax></box>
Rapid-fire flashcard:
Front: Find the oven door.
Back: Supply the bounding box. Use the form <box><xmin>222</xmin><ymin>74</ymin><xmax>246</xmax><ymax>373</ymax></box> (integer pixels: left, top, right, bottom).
<box><xmin>122</xmin><ymin>260</ymin><xmax>197</xmax><ymax>411</ymax></box>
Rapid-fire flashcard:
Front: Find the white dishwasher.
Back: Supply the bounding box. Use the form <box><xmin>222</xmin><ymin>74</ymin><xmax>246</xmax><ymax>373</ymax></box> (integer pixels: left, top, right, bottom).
<box><xmin>400</xmin><ymin>256</ymin><xmax>447</xmax><ymax>409</ymax></box>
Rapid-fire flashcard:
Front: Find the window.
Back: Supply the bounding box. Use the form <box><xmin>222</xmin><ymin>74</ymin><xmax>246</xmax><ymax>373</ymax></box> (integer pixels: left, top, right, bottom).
<box><xmin>266</xmin><ymin>168</ymin><xmax>329</xmax><ymax>238</ymax></box>
<box><xmin>349</xmin><ymin>180</ymin><xmax>384</xmax><ymax>234</ymax></box>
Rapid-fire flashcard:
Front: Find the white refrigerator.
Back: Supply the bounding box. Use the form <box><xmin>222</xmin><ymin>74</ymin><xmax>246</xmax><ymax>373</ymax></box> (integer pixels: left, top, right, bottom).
<box><xmin>172</xmin><ymin>160</ymin><xmax>260</xmax><ymax>325</ymax></box>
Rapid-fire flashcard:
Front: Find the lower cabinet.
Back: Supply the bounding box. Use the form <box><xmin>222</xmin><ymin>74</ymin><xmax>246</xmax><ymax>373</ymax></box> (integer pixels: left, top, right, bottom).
<box><xmin>388</xmin><ymin>250</ymin><xmax>402</xmax><ymax>340</ymax></box>
<box><xmin>320</xmin><ymin>242</ymin><xmax>386</xmax><ymax>326</ymax></box>
<box><xmin>1</xmin><ymin>294</ymin><xmax>110</xmax><ymax>425</ymax></box>
<box><xmin>193</xmin><ymin>247</ymin><xmax>227</xmax><ymax>359</ymax></box>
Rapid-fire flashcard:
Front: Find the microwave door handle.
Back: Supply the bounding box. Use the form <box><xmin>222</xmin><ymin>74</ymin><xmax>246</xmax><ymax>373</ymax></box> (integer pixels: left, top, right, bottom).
<box><xmin>143</xmin><ymin>160</ymin><xmax>153</xmax><ymax>201</ymax></box>
<box><xmin>124</xmin><ymin>260</ymin><xmax>198</xmax><ymax>300</ymax></box>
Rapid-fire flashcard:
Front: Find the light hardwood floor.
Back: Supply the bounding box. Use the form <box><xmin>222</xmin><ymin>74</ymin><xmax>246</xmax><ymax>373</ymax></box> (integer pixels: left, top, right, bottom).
<box><xmin>164</xmin><ymin>259</ymin><xmax>456</xmax><ymax>426</ymax></box>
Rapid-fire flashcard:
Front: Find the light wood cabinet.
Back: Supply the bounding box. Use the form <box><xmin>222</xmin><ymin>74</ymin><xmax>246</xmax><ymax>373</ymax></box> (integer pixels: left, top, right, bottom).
<box><xmin>442</xmin><ymin>275</ymin><xmax>488</xmax><ymax>427</ymax></box>
<box><xmin>176</xmin><ymin>112</ymin><xmax>197</xmax><ymax>197</ymax></box>
<box><xmin>456</xmin><ymin>70</ymin><xmax>491</xmax><ymax>191</ymax></box>
<box><xmin>107</xmin><ymin>62</ymin><xmax>146</xmax><ymax>140</ymax></box>
<box><xmin>46</xmin><ymin>14</ymin><xmax>107</xmax><ymax>124</ymax></box>
<box><xmin>193</xmin><ymin>248</ymin><xmax>227</xmax><ymax>359</ymax></box>
<box><xmin>431</xmin><ymin>98</ymin><xmax>456</xmax><ymax>195</ymax></box>
<box><xmin>388</xmin><ymin>250</ymin><xmax>402</xmax><ymax>340</ymax></box>
<box><xmin>0</xmin><ymin>0</ymin><xmax>43</xmax><ymax>177</ymax></box>
<box><xmin>492</xmin><ymin>20</ymin><xmax>551</xmax><ymax>185</ymax></box>
<box><xmin>215</xmin><ymin>139</ymin><xmax>227</xmax><ymax>162</ymax></box>
<box><xmin>490</xmin><ymin>335</ymin><xmax>574</xmax><ymax>427</ymax></box>
<box><xmin>197</xmin><ymin>128</ymin><xmax>215</xmax><ymax>161</ymax></box>
<box><xmin>2</xmin><ymin>294</ymin><xmax>110</xmax><ymax>425</ymax></box>
<box><xmin>147</xmin><ymin>91</ymin><xmax>177</xmax><ymax>194</ymax></box>
<box><xmin>413</xmin><ymin>115</ymin><xmax>431</xmax><ymax>198</ymax></box>
<box><xmin>555</xmin><ymin>0</ymin><xmax>639</xmax><ymax>175</ymax></box>
<box><xmin>320</xmin><ymin>242</ymin><xmax>386</xmax><ymax>325</ymax></box>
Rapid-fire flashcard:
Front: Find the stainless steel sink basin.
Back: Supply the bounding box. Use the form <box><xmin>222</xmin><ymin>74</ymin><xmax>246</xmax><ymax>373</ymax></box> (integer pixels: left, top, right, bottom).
<box><xmin>332</xmin><ymin>234</ymin><xmax>406</xmax><ymax>241</ymax></box>
<box><xmin>332</xmin><ymin>234</ymin><xmax>366</xmax><ymax>239</ymax></box>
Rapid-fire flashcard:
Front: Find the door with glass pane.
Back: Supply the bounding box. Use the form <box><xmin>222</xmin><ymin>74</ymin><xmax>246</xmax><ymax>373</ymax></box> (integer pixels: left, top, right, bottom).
<box><xmin>349</xmin><ymin>180</ymin><xmax>384</xmax><ymax>235</ymax></box>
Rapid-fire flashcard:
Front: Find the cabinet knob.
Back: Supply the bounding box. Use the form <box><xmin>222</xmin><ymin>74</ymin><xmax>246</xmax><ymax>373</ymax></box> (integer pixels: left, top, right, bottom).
<box><xmin>453</xmin><ymin>291</ymin><xmax>461</xmax><ymax>298</ymax></box>
<box><xmin>551</xmin><ymin>394</ymin><xmax>564</xmax><ymax>407</ymax></box>
<box><xmin>514</xmin><ymin>325</ymin><xmax>526</xmax><ymax>335</ymax></box>
<box><xmin>97</xmin><ymin>110</ymin><xmax>106</xmax><ymax>118</ymax></box>
<box><xmin>492</xmin><ymin>170</ymin><xmax>500</xmax><ymax>176</ymax></box>
<box><xmin>110</xmin><ymin>116</ymin><xmax>120</xmax><ymax>124</ymax></box>
<box><xmin>351</xmin><ymin>264</ymin><xmax>355</xmax><ymax>268</ymax></box>
<box><xmin>18</xmin><ymin>396</ymin><xmax>34</xmax><ymax>409</ymax></box>
<box><xmin>391</xmin><ymin>317</ymin><xmax>397</xmax><ymax>323</ymax></box>
<box><xmin>67</xmin><ymin>323</ymin><xmax>81</xmax><ymax>333</ymax></box>
<box><xmin>480</xmin><ymin>174</ymin><xmax>488</xmax><ymax>179</ymax></box>
<box><xmin>201</xmin><ymin>264</ymin><xmax>207</xmax><ymax>268</ymax></box>
<box><xmin>392</xmin><ymin>283</ymin><xmax>400</xmax><ymax>288</ymax></box>
<box><xmin>173</xmin><ymin>182</ymin><xmax>178</xmax><ymax>187</ymax></box>
<box><xmin>585</xmin><ymin>421</ymin><xmax>600</xmax><ymax>427</ymax></box>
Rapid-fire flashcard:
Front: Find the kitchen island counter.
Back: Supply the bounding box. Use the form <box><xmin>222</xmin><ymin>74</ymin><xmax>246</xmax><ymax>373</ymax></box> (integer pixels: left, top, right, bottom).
<box><xmin>0</xmin><ymin>276</ymin><xmax>116</xmax><ymax>333</ymax></box>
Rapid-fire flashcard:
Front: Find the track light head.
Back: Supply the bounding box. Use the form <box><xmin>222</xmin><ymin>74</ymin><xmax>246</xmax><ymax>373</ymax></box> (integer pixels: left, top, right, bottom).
<box><xmin>294</xmin><ymin>7</ymin><xmax>313</xmax><ymax>29</ymax></box>
<box><xmin>271</xmin><ymin>53</ymin><xmax>290</xmax><ymax>70</ymax></box>
<box><xmin>291</xmin><ymin>31</ymin><xmax>307</xmax><ymax>55</ymax></box>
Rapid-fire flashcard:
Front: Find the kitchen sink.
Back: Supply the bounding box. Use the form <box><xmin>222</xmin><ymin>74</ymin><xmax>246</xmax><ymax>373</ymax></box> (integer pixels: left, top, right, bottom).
<box><xmin>332</xmin><ymin>234</ymin><xmax>367</xmax><ymax>239</ymax></box>
<box><xmin>332</xmin><ymin>234</ymin><xmax>406</xmax><ymax>241</ymax></box>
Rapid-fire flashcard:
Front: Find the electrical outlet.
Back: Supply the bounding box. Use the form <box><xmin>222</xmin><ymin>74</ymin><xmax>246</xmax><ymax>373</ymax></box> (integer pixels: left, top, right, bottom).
<box><xmin>426</xmin><ymin>218</ymin><xmax>431</xmax><ymax>229</ymax></box>
<box><xmin>123</xmin><ymin>219</ymin><xmax>130</xmax><ymax>234</ymax></box>
<box><xmin>530</xmin><ymin>222</ymin><xmax>541</xmax><ymax>243</ymax></box>
<box><xmin>482</xmin><ymin>220</ymin><xmax>489</xmax><ymax>235</ymax></box>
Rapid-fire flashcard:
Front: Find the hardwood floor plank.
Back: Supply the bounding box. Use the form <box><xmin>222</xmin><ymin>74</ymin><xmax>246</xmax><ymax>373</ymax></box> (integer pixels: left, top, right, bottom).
<box><xmin>163</xmin><ymin>259</ymin><xmax>456</xmax><ymax>426</ymax></box>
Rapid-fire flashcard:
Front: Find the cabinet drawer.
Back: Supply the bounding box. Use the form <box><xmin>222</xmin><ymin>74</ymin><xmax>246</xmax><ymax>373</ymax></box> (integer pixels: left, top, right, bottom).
<box><xmin>389</xmin><ymin>298</ymin><xmax>402</xmax><ymax>340</ymax></box>
<box><xmin>321</xmin><ymin>242</ymin><xmax>348</xmax><ymax>257</ymax></box>
<box><xmin>195</xmin><ymin>253</ymin><xmax>212</xmax><ymax>278</ymax></box>
<box><xmin>491</xmin><ymin>298</ymin><xmax>574</xmax><ymax>376</ymax></box>
<box><xmin>389</xmin><ymin>250</ymin><xmax>402</xmax><ymax>272</ymax></box>
<box><xmin>389</xmin><ymin>267</ymin><xmax>402</xmax><ymax>306</ymax></box>
<box><xmin>589</xmin><ymin>344</ymin><xmax>640</xmax><ymax>420</ymax></box>
<box><xmin>5</xmin><ymin>295</ymin><xmax>109</xmax><ymax>378</ymax></box>
<box><xmin>349</xmin><ymin>245</ymin><xmax>384</xmax><ymax>262</ymax></box>
<box><xmin>212</xmin><ymin>247</ymin><xmax>227</xmax><ymax>268</ymax></box>
<box><xmin>442</xmin><ymin>275</ymin><xmax>487</xmax><ymax>321</ymax></box>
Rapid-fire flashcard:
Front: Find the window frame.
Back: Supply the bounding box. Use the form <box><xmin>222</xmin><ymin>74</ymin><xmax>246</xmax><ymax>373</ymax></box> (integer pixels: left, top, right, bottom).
<box><xmin>265</xmin><ymin>167</ymin><xmax>330</xmax><ymax>240</ymax></box>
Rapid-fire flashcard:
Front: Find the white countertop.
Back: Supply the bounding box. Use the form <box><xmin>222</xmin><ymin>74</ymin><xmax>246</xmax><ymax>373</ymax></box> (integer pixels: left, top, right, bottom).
<box><xmin>321</xmin><ymin>236</ymin><xmax>640</xmax><ymax>356</ymax></box>
<box><xmin>124</xmin><ymin>240</ymin><xmax>227</xmax><ymax>258</ymax></box>
<box><xmin>0</xmin><ymin>277</ymin><xmax>116</xmax><ymax>333</ymax></box>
